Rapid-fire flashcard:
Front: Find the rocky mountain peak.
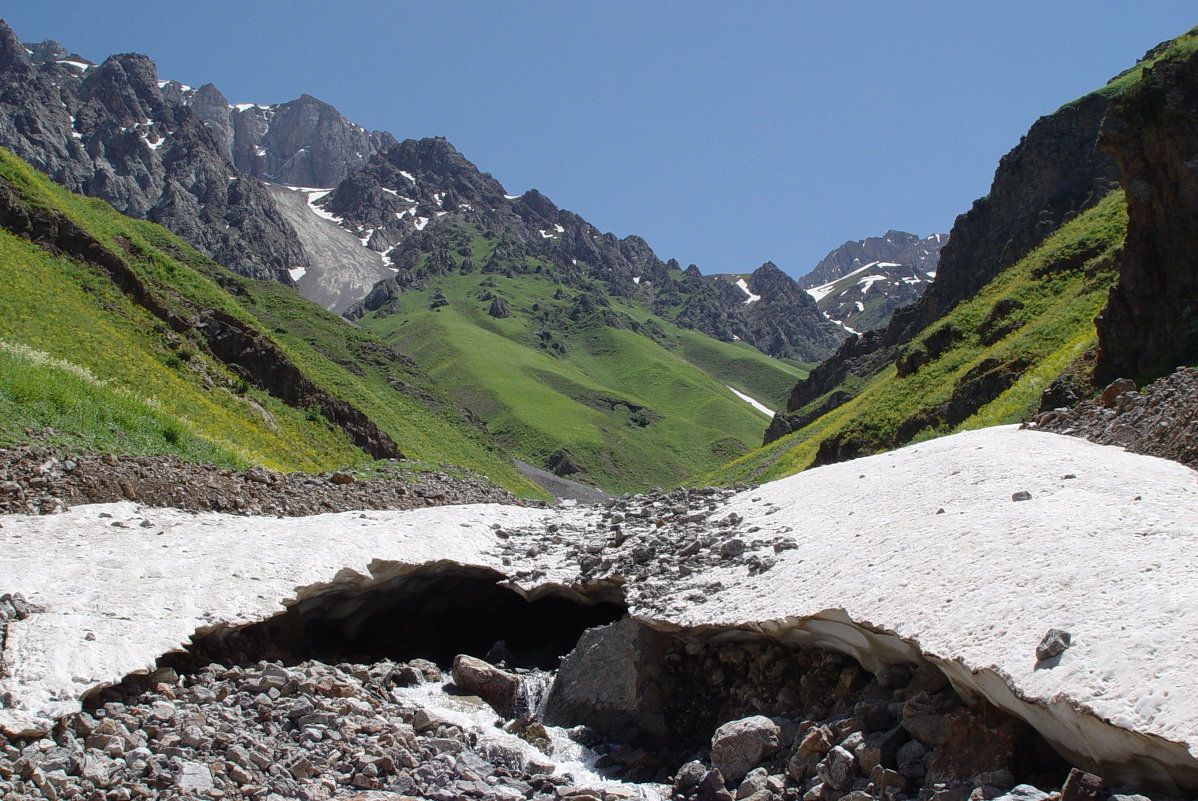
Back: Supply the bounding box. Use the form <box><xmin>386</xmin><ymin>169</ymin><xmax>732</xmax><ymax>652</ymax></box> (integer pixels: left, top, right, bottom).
<box><xmin>81</xmin><ymin>53</ymin><xmax>171</xmax><ymax>127</ymax></box>
<box><xmin>0</xmin><ymin>20</ymin><xmax>34</xmax><ymax>75</ymax></box>
<box><xmin>513</xmin><ymin>188</ymin><xmax>559</xmax><ymax>223</ymax></box>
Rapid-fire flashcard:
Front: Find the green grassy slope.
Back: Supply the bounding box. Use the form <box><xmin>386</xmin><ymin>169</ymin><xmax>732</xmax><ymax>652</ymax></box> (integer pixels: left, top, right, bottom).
<box><xmin>358</xmin><ymin>267</ymin><xmax>805</xmax><ymax>494</ymax></box>
<box><xmin>0</xmin><ymin>149</ymin><xmax>543</xmax><ymax>497</ymax></box>
<box><xmin>705</xmin><ymin>190</ymin><xmax>1126</xmax><ymax>485</ymax></box>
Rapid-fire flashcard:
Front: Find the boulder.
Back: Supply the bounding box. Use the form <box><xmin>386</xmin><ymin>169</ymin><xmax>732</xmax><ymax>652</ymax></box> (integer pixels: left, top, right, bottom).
<box><xmin>711</xmin><ymin>715</ymin><xmax>783</xmax><ymax>785</ymax></box>
<box><xmin>450</xmin><ymin>654</ymin><xmax>519</xmax><ymax>717</ymax></box>
<box><xmin>542</xmin><ymin>618</ymin><xmax>672</xmax><ymax>743</ymax></box>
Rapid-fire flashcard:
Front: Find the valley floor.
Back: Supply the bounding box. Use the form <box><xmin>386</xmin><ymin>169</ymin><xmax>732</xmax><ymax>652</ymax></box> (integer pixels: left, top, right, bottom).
<box><xmin>2</xmin><ymin>426</ymin><xmax>1198</xmax><ymax>800</ymax></box>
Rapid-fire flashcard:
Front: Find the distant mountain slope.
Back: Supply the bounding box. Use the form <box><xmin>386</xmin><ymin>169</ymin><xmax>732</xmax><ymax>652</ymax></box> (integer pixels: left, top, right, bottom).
<box><xmin>0</xmin><ymin>146</ymin><xmax>542</xmax><ymax>497</ymax></box>
<box><xmin>348</xmin><ymin>234</ymin><xmax>809</xmax><ymax>493</ymax></box>
<box><xmin>798</xmin><ymin>230</ymin><xmax>945</xmax><ymax>290</ymax></box>
<box><xmin>797</xmin><ymin>231</ymin><xmax>946</xmax><ymax>333</ymax></box>
<box><xmin>710</xmin><ymin>190</ymin><xmax>1124</xmax><ymax>484</ymax></box>
<box><xmin>708</xmin><ymin>26</ymin><xmax>1198</xmax><ymax>484</ymax></box>
<box><xmin>322</xmin><ymin>137</ymin><xmax>846</xmax><ymax>362</ymax></box>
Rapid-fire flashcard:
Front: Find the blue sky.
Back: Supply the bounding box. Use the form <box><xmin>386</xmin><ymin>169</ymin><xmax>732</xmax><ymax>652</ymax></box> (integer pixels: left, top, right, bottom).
<box><xmin>5</xmin><ymin>2</ymin><xmax>1196</xmax><ymax>278</ymax></box>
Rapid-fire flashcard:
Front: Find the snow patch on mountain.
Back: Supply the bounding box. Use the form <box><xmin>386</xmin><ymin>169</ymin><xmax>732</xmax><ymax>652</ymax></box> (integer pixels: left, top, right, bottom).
<box><xmin>735</xmin><ymin>278</ymin><xmax>761</xmax><ymax>304</ymax></box>
<box><xmin>725</xmin><ymin>385</ymin><xmax>773</xmax><ymax>416</ymax></box>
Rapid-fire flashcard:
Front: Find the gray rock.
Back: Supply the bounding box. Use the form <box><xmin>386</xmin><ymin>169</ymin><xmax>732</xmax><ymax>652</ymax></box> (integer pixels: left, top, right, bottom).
<box><xmin>995</xmin><ymin>786</ymin><xmax>1053</xmax><ymax>801</ymax></box>
<box><xmin>542</xmin><ymin>618</ymin><xmax>672</xmax><ymax>742</ymax></box>
<box><xmin>816</xmin><ymin>745</ymin><xmax>856</xmax><ymax>790</ymax></box>
<box><xmin>175</xmin><ymin>761</ymin><xmax>213</xmax><ymax>794</ymax></box>
<box><xmin>711</xmin><ymin>715</ymin><xmax>783</xmax><ymax>785</ymax></box>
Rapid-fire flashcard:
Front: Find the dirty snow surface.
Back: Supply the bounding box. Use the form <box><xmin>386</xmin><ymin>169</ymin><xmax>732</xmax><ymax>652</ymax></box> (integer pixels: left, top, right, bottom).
<box><xmin>4</xmin><ymin>426</ymin><xmax>1198</xmax><ymax>787</ymax></box>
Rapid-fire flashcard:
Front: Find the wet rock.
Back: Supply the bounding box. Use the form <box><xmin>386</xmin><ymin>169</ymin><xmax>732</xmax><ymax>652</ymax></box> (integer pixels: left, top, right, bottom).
<box><xmin>451</xmin><ymin>654</ymin><xmax>519</xmax><ymax>717</ymax></box>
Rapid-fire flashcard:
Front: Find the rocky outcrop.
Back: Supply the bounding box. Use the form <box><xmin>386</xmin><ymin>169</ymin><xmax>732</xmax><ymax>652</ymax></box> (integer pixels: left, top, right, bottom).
<box><xmin>1031</xmin><ymin>367</ymin><xmax>1198</xmax><ymax>470</ymax></box>
<box><xmin>1094</xmin><ymin>46</ymin><xmax>1198</xmax><ymax>382</ymax></box>
<box><xmin>0</xmin><ymin>22</ymin><xmax>308</xmax><ymax>282</ymax></box>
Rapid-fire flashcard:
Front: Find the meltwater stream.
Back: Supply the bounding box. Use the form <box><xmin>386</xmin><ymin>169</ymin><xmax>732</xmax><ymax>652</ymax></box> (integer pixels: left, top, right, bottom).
<box><xmin>392</xmin><ymin>675</ymin><xmax>668</xmax><ymax>800</ymax></box>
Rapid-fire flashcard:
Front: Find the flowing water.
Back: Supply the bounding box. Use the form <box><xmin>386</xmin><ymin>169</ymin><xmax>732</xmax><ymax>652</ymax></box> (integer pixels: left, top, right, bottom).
<box><xmin>392</xmin><ymin>676</ymin><xmax>667</xmax><ymax>799</ymax></box>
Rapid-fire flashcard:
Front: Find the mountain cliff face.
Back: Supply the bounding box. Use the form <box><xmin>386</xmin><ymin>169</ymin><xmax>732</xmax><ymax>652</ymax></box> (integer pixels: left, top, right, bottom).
<box><xmin>1095</xmin><ymin>42</ymin><xmax>1198</xmax><ymax>383</ymax></box>
<box><xmin>0</xmin><ymin>20</ymin><xmax>843</xmax><ymax>363</ymax></box>
<box><xmin>170</xmin><ymin>88</ymin><xmax>397</xmax><ymax>188</ymax></box>
<box><xmin>0</xmin><ymin>23</ymin><xmax>308</xmax><ymax>282</ymax></box>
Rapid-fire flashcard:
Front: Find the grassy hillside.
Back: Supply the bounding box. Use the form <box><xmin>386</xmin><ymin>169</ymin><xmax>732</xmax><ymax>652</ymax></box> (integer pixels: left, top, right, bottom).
<box><xmin>0</xmin><ymin>149</ymin><xmax>544</xmax><ymax>497</ymax></box>
<box><xmin>357</xmin><ymin>264</ymin><xmax>805</xmax><ymax>493</ymax></box>
<box><xmin>706</xmin><ymin>190</ymin><xmax>1126</xmax><ymax>485</ymax></box>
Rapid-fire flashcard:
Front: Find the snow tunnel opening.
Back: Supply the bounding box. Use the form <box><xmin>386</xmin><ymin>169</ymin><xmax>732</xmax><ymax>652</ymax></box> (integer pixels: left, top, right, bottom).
<box><xmin>157</xmin><ymin>564</ymin><xmax>627</xmax><ymax>674</ymax></box>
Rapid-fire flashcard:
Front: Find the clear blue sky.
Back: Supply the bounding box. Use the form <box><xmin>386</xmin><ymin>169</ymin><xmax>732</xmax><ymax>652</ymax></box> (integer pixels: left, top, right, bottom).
<box><xmin>5</xmin><ymin>2</ymin><xmax>1196</xmax><ymax>278</ymax></box>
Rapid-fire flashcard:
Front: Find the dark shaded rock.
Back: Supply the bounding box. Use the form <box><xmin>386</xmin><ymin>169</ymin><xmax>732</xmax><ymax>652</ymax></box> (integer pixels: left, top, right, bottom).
<box><xmin>488</xmin><ymin>295</ymin><xmax>510</xmax><ymax>318</ymax></box>
<box><xmin>546</xmin><ymin>449</ymin><xmax>583</xmax><ymax>477</ymax></box>
<box><xmin>1096</xmin><ymin>44</ymin><xmax>1198</xmax><ymax>383</ymax></box>
<box><xmin>1059</xmin><ymin>768</ymin><xmax>1103</xmax><ymax>801</ymax></box>
<box><xmin>542</xmin><ymin>618</ymin><xmax>673</xmax><ymax>743</ymax></box>
<box><xmin>1035</xmin><ymin>629</ymin><xmax>1072</xmax><ymax>661</ymax></box>
<box><xmin>1099</xmin><ymin>378</ymin><xmax>1137</xmax><ymax>408</ymax></box>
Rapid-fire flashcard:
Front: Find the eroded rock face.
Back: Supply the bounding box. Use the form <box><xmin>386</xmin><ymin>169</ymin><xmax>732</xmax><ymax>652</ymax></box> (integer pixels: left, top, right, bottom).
<box><xmin>1096</xmin><ymin>45</ymin><xmax>1198</xmax><ymax>383</ymax></box>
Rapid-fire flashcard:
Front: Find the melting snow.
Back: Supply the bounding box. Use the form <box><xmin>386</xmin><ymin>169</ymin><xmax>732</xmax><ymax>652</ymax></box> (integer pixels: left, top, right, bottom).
<box><xmin>539</xmin><ymin>230</ymin><xmax>556</xmax><ymax>239</ymax></box>
<box><xmin>725</xmin><ymin>385</ymin><xmax>773</xmax><ymax>417</ymax></box>
<box><xmin>288</xmin><ymin>187</ymin><xmax>341</xmax><ymax>223</ymax></box>
<box><xmin>554</xmin><ymin>224</ymin><xmax>565</xmax><ymax>233</ymax></box>
<box><xmin>56</xmin><ymin>60</ymin><xmax>91</xmax><ymax>71</ymax></box>
<box><xmin>735</xmin><ymin>278</ymin><xmax>761</xmax><ymax>304</ymax></box>
<box><xmin>10</xmin><ymin>429</ymin><xmax>1198</xmax><ymax>789</ymax></box>
<box><xmin>633</xmin><ymin>276</ymin><xmax>641</xmax><ymax>285</ymax></box>
<box><xmin>504</xmin><ymin>194</ymin><xmax>520</xmax><ymax>200</ymax></box>
<box><xmin>926</xmin><ymin>270</ymin><xmax>937</xmax><ymax>279</ymax></box>
<box><xmin>398</xmin><ymin>170</ymin><xmax>416</xmax><ymax>184</ymax></box>
<box><xmin>288</xmin><ymin>266</ymin><xmax>307</xmax><ymax>282</ymax></box>
<box><xmin>855</xmin><ymin>301</ymin><xmax>864</xmax><ymax>312</ymax></box>
<box><xmin>414</xmin><ymin>216</ymin><xmax>429</xmax><ymax>231</ymax></box>
<box><xmin>856</xmin><ymin>275</ymin><xmax>888</xmax><ymax>294</ymax></box>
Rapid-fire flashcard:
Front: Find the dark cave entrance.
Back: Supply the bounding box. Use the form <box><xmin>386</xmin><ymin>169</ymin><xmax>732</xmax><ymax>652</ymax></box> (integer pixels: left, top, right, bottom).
<box><xmin>165</xmin><ymin>565</ymin><xmax>627</xmax><ymax>672</ymax></box>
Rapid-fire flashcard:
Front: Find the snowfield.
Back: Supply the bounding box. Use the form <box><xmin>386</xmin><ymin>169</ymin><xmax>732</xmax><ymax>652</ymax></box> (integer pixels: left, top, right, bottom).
<box><xmin>4</xmin><ymin>426</ymin><xmax>1198</xmax><ymax>790</ymax></box>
